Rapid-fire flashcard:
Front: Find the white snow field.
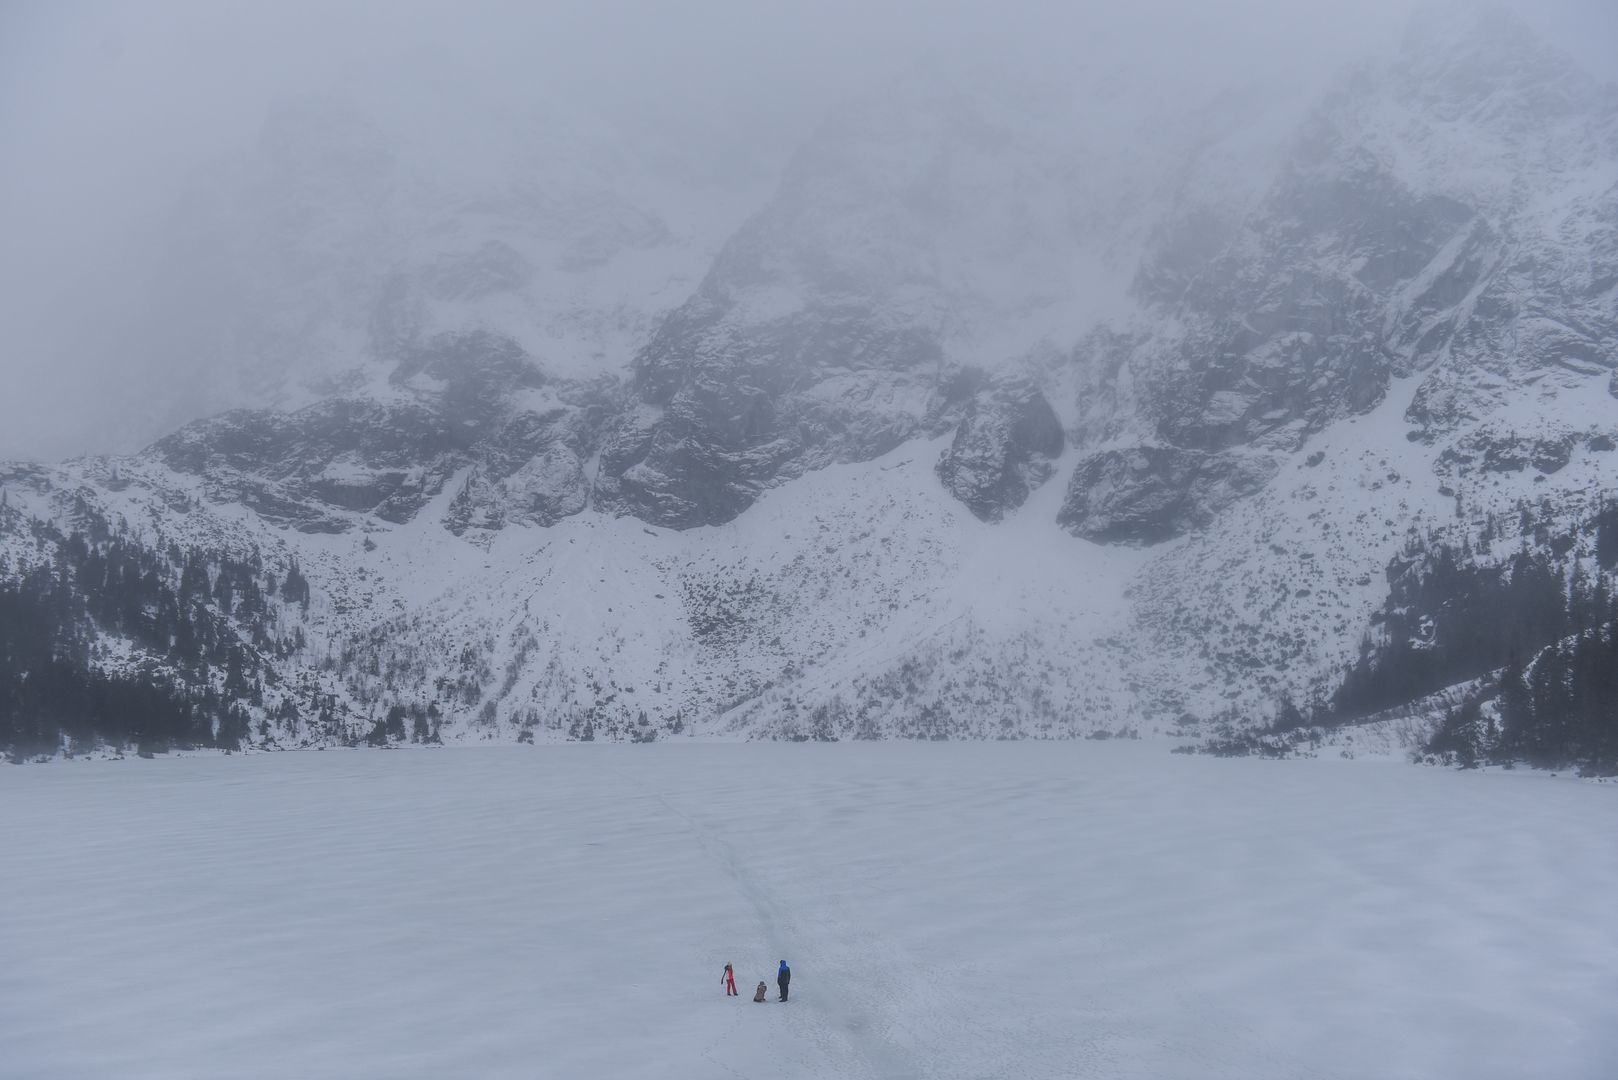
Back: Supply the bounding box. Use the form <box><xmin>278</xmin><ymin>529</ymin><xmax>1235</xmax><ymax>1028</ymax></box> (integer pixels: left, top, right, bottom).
<box><xmin>3</xmin><ymin>744</ymin><xmax>1615</xmax><ymax>1080</ymax></box>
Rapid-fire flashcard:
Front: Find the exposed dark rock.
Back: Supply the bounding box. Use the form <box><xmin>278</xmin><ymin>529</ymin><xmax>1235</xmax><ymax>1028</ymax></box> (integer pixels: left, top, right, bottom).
<box><xmin>936</xmin><ymin>380</ymin><xmax>1064</xmax><ymax>522</ymax></box>
<box><xmin>391</xmin><ymin>330</ymin><xmax>546</xmax><ymax>428</ymax></box>
<box><xmin>1058</xmin><ymin>447</ymin><xmax>1278</xmax><ymax>545</ymax></box>
<box><xmin>1531</xmin><ymin>438</ymin><xmax>1576</xmax><ymax>475</ymax></box>
<box><xmin>596</xmin><ymin>297</ymin><xmax>952</xmax><ymax>528</ymax></box>
<box><xmin>444</xmin><ymin>442</ymin><xmax>588</xmax><ymax>534</ymax></box>
<box><xmin>1137</xmin><ymin>142</ymin><xmax>1490</xmax><ymax>454</ymax></box>
<box><xmin>1437</xmin><ymin>431</ymin><xmax>1578</xmax><ymax>477</ymax></box>
<box><xmin>0</xmin><ymin>464</ymin><xmax>53</xmax><ymax>494</ymax></box>
<box><xmin>145</xmin><ymin>333</ymin><xmax>597</xmax><ymax>532</ymax></box>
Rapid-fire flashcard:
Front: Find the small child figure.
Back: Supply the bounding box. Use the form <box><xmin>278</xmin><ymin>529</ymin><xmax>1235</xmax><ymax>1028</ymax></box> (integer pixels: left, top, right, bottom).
<box><xmin>721</xmin><ymin>963</ymin><xmax>737</xmax><ymax>996</ymax></box>
<box><xmin>753</xmin><ymin>981</ymin><xmax>769</xmax><ymax>1003</ymax></box>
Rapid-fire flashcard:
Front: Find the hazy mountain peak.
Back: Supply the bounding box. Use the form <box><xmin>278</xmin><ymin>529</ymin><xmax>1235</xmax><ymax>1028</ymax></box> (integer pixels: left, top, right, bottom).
<box><xmin>1395</xmin><ymin>0</ymin><xmax>1603</xmax><ymax>120</ymax></box>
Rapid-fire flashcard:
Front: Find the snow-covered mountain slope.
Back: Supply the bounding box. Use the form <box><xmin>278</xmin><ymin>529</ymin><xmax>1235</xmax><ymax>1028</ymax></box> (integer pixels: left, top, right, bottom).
<box><xmin>2</xmin><ymin>4</ymin><xmax>1615</xmax><ymax>755</ymax></box>
<box><xmin>6</xmin><ymin>360</ymin><xmax>1607</xmax><ymax>753</ymax></box>
<box><xmin>1</xmin><ymin>433</ymin><xmax>1154</xmax><ymax>746</ymax></box>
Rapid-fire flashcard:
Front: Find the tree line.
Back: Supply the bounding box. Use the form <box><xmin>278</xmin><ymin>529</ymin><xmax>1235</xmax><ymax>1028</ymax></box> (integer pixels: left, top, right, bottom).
<box><xmin>0</xmin><ymin>510</ymin><xmax>313</xmax><ymax>760</ymax></box>
<box><xmin>1208</xmin><ymin>496</ymin><xmax>1618</xmax><ymax>774</ymax></box>
<box><xmin>1336</xmin><ymin>496</ymin><xmax>1618</xmax><ymax>773</ymax></box>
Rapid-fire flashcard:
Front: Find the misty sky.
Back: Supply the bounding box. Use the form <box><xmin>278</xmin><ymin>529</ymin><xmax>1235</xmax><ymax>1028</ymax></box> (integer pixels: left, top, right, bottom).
<box><xmin>2</xmin><ymin>0</ymin><xmax>1615</xmax><ymax>462</ymax></box>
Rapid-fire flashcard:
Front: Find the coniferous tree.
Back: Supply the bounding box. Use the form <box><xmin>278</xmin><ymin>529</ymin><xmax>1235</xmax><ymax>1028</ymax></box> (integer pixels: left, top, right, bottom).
<box><xmin>1596</xmin><ymin>498</ymin><xmax>1618</xmax><ymax>570</ymax></box>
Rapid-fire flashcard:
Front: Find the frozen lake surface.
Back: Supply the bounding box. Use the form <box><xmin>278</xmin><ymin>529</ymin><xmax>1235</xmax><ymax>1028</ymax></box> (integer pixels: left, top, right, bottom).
<box><xmin>3</xmin><ymin>743</ymin><xmax>1615</xmax><ymax>1079</ymax></box>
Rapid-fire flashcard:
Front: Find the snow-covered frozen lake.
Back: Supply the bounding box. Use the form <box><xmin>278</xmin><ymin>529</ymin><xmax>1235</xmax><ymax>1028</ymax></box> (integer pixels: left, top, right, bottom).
<box><xmin>3</xmin><ymin>743</ymin><xmax>1615</xmax><ymax>1079</ymax></box>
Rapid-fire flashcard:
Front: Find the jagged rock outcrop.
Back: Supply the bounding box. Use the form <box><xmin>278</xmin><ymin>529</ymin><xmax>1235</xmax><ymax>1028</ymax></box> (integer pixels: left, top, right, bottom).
<box><xmin>147</xmin><ymin>331</ymin><xmax>602</xmax><ymax>533</ymax></box>
<box><xmin>444</xmin><ymin>441</ymin><xmax>590</xmax><ymax>533</ymax></box>
<box><xmin>594</xmin><ymin>294</ymin><xmax>952</xmax><ymax>528</ymax></box>
<box><xmin>1406</xmin><ymin>175</ymin><xmax>1618</xmax><ymax>435</ymax></box>
<box><xmin>1352</xmin><ymin>5</ymin><xmax>1617</xmax><ymax>438</ymax></box>
<box><xmin>935</xmin><ymin>379</ymin><xmax>1064</xmax><ymax>522</ymax></box>
<box><xmin>1127</xmin><ymin>89</ymin><xmax>1504</xmax><ymax>454</ymax></box>
<box><xmin>1435</xmin><ymin>422</ymin><xmax>1618</xmax><ymax>483</ymax></box>
<box><xmin>1057</xmin><ymin>448</ymin><xmax>1279</xmax><ymax>545</ymax></box>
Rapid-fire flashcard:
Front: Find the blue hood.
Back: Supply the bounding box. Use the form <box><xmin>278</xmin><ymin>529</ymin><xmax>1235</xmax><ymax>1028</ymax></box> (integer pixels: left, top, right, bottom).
<box><xmin>779</xmin><ymin>961</ymin><xmax>790</xmax><ymax>973</ymax></box>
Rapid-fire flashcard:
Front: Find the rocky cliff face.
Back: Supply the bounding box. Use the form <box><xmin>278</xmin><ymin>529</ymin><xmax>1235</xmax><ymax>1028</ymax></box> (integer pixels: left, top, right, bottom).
<box><xmin>146</xmin><ymin>330</ymin><xmax>610</xmax><ymax>534</ymax></box>
<box><xmin>592</xmin><ymin>287</ymin><xmax>955</xmax><ymax>528</ymax></box>
<box><xmin>1056</xmin><ymin>4</ymin><xmax>1618</xmax><ymax>545</ymax></box>
<box><xmin>935</xmin><ymin>378</ymin><xmax>1065</xmax><ymax>523</ymax></box>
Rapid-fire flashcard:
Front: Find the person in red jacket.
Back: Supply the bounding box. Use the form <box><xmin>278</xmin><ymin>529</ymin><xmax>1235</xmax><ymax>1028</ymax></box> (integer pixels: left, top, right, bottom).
<box><xmin>721</xmin><ymin>963</ymin><xmax>737</xmax><ymax>996</ymax></box>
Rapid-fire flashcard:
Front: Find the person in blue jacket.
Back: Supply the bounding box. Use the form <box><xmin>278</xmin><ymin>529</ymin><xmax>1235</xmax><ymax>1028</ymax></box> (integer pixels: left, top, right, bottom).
<box><xmin>777</xmin><ymin>960</ymin><xmax>791</xmax><ymax>1002</ymax></box>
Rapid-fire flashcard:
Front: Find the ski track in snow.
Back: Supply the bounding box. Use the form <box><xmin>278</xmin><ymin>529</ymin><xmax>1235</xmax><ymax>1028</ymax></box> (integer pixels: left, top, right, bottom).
<box><xmin>631</xmin><ymin>769</ymin><xmax>922</xmax><ymax>1080</ymax></box>
<box><xmin>3</xmin><ymin>744</ymin><xmax>1617</xmax><ymax>1080</ymax></box>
